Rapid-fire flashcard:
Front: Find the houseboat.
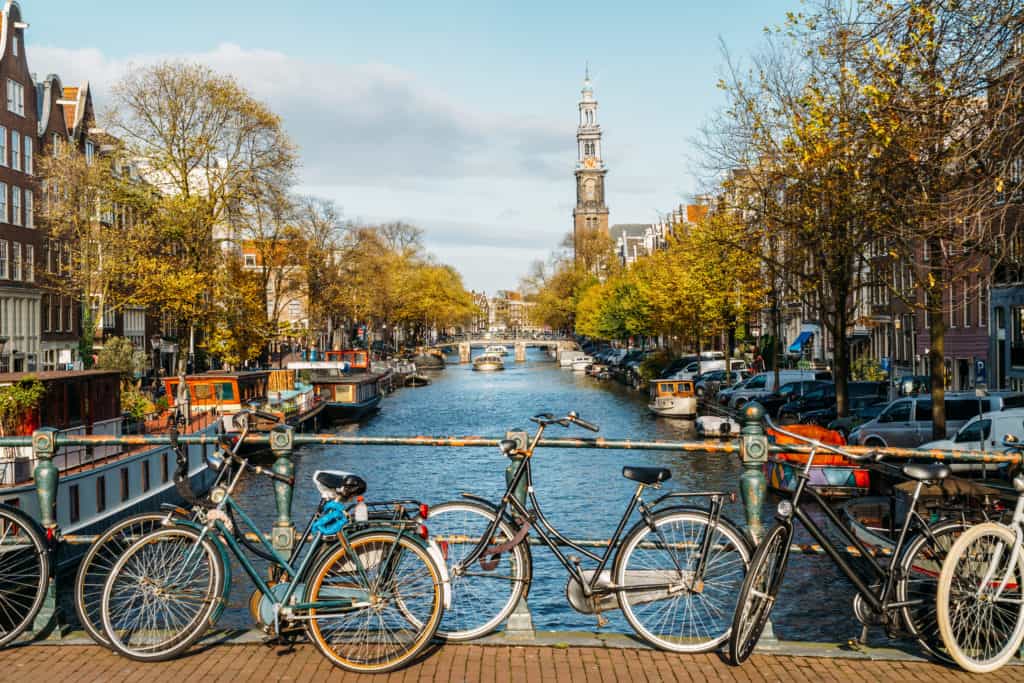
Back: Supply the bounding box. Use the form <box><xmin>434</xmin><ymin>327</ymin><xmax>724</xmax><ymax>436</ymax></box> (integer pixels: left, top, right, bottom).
<box><xmin>766</xmin><ymin>424</ymin><xmax>870</xmax><ymax>499</ymax></box>
<box><xmin>163</xmin><ymin>370</ymin><xmax>271</xmax><ymax>415</ymax></box>
<box><xmin>648</xmin><ymin>380</ymin><xmax>697</xmax><ymax>418</ymax></box>
<box><xmin>413</xmin><ymin>348</ymin><xmax>446</xmax><ymax>370</ymax></box>
<box><xmin>0</xmin><ymin>371</ymin><xmax>217</xmax><ymax>566</ymax></box>
<box><xmin>571</xmin><ymin>356</ymin><xmax>595</xmax><ymax>372</ymax></box>
<box><xmin>473</xmin><ymin>353</ymin><xmax>505</xmax><ymax>372</ymax></box>
<box><xmin>217</xmin><ymin>369</ymin><xmax>328</xmax><ymax>453</ymax></box>
<box><xmin>306</xmin><ymin>357</ymin><xmax>385</xmax><ymax>423</ymax></box>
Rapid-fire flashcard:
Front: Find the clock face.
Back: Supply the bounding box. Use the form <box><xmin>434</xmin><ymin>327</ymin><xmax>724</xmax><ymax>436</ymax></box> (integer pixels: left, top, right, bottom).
<box><xmin>584</xmin><ymin>157</ymin><xmax>597</xmax><ymax>169</ymax></box>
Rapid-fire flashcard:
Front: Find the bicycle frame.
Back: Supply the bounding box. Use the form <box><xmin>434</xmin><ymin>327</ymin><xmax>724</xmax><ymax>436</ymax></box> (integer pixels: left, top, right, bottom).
<box><xmin>978</xmin><ymin>488</ymin><xmax>1024</xmax><ymax>601</ymax></box>
<box><xmin>456</xmin><ymin>420</ymin><xmax>729</xmax><ymax>601</ymax></box>
<box><xmin>782</xmin><ymin>449</ymin><xmax>935</xmax><ymax>616</ymax></box>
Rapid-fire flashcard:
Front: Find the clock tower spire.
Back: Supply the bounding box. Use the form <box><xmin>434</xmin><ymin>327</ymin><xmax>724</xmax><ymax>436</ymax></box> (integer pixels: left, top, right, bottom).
<box><xmin>573</xmin><ymin>67</ymin><xmax>608</xmax><ymax>253</ymax></box>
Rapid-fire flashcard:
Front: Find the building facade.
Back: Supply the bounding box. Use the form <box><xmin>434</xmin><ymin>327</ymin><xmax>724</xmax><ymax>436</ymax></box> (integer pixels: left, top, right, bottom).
<box><xmin>572</xmin><ymin>69</ymin><xmax>608</xmax><ymax>252</ymax></box>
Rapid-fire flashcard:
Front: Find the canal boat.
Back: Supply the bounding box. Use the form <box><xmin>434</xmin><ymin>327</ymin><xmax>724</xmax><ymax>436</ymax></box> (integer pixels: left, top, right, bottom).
<box><xmin>306</xmin><ymin>360</ymin><xmax>384</xmax><ymax>423</ymax></box>
<box><xmin>218</xmin><ymin>369</ymin><xmax>328</xmax><ymax>453</ymax></box>
<box><xmin>485</xmin><ymin>344</ymin><xmax>509</xmax><ymax>356</ymax></box>
<box><xmin>473</xmin><ymin>353</ymin><xmax>505</xmax><ymax>372</ymax></box>
<box><xmin>696</xmin><ymin>414</ymin><xmax>741</xmax><ymax>438</ymax></box>
<box><xmin>163</xmin><ymin>371</ymin><xmax>271</xmax><ymax>415</ymax></box>
<box><xmin>405</xmin><ymin>372</ymin><xmax>431</xmax><ymax>387</ymax></box>
<box><xmin>559</xmin><ymin>350</ymin><xmax>587</xmax><ymax>367</ymax></box>
<box><xmin>766</xmin><ymin>424</ymin><xmax>870</xmax><ymax>499</ymax></box>
<box><xmin>413</xmin><ymin>348</ymin><xmax>446</xmax><ymax>370</ymax></box>
<box><xmin>0</xmin><ymin>370</ymin><xmax>217</xmax><ymax>566</ymax></box>
<box><xmin>571</xmin><ymin>356</ymin><xmax>595</xmax><ymax>372</ymax></box>
<box><xmin>647</xmin><ymin>380</ymin><xmax>697</xmax><ymax>418</ymax></box>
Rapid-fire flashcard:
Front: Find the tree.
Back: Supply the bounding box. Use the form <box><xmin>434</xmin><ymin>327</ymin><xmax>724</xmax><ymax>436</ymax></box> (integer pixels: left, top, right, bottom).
<box><xmin>107</xmin><ymin>61</ymin><xmax>298</xmax><ymax>371</ymax></box>
<box><xmin>95</xmin><ymin>336</ymin><xmax>147</xmax><ymax>383</ymax></box>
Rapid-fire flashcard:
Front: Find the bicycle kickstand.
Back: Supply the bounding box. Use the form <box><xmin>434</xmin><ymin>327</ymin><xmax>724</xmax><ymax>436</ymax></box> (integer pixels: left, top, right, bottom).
<box><xmin>846</xmin><ymin>625</ymin><xmax>869</xmax><ymax>651</ymax></box>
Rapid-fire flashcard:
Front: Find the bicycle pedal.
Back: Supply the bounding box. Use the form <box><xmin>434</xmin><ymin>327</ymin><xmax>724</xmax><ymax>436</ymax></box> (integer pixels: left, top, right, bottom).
<box><xmin>595</xmin><ymin>614</ymin><xmax>609</xmax><ymax>628</ymax></box>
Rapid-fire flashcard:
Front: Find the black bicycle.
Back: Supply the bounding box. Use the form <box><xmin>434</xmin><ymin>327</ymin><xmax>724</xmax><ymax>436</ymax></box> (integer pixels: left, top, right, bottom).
<box><xmin>728</xmin><ymin>415</ymin><xmax>974</xmax><ymax>664</ymax></box>
<box><xmin>429</xmin><ymin>411</ymin><xmax>753</xmax><ymax>652</ymax></box>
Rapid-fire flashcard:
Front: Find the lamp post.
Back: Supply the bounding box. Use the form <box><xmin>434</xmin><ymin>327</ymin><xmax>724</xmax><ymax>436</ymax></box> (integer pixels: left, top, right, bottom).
<box><xmin>150</xmin><ymin>334</ymin><xmax>162</xmax><ymax>381</ymax></box>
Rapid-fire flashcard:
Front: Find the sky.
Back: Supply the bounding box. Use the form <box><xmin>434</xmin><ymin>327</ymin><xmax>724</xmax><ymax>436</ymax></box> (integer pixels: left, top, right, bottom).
<box><xmin>25</xmin><ymin>0</ymin><xmax>797</xmax><ymax>293</ymax></box>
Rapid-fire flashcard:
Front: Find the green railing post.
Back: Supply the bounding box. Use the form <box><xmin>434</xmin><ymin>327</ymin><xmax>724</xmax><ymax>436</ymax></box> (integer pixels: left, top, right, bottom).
<box><xmin>270</xmin><ymin>424</ymin><xmax>295</xmax><ymax>553</ymax></box>
<box><xmin>739</xmin><ymin>402</ymin><xmax>768</xmax><ymax>542</ymax></box>
<box><xmin>502</xmin><ymin>429</ymin><xmax>534</xmax><ymax>639</ymax></box>
<box><xmin>31</xmin><ymin>427</ymin><xmax>64</xmax><ymax>637</ymax></box>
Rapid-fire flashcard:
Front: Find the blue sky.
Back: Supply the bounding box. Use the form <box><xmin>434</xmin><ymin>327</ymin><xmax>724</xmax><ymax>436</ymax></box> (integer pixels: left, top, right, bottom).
<box><xmin>27</xmin><ymin>0</ymin><xmax>797</xmax><ymax>292</ymax></box>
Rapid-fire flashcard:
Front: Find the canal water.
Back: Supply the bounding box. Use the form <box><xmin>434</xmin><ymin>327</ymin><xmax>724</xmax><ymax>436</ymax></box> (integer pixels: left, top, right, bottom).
<box><xmin>219</xmin><ymin>347</ymin><xmax>863</xmax><ymax>644</ymax></box>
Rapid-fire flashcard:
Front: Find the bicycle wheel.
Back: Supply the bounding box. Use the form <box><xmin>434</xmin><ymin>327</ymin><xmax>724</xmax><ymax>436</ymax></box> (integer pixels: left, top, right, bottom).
<box><xmin>0</xmin><ymin>505</ymin><xmax>49</xmax><ymax>648</ymax></box>
<box><xmin>427</xmin><ymin>500</ymin><xmax>530</xmax><ymax>640</ymax></box>
<box><xmin>100</xmin><ymin>526</ymin><xmax>224</xmax><ymax>661</ymax></box>
<box><xmin>895</xmin><ymin>519</ymin><xmax>969</xmax><ymax>662</ymax></box>
<box><xmin>615</xmin><ymin>508</ymin><xmax>752</xmax><ymax>653</ymax></box>
<box><xmin>936</xmin><ymin>522</ymin><xmax>1024</xmax><ymax>673</ymax></box>
<box><xmin>728</xmin><ymin>521</ymin><xmax>792</xmax><ymax>665</ymax></box>
<box><xmin>305</xmin><ymin>531</ymin><xmax>443</xmax><ymax>673</ymax></box>
<box><xmin>74</xmin><ymin>512</ymin><xmax>173</xmax><ymax>647</ymax></box>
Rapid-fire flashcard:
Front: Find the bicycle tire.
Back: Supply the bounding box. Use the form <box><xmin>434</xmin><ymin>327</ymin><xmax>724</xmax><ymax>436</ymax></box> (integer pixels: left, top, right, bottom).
<box><xmin>615</xmin><ymin>507</ymin><xmax>752</xmax><ymax>653</ymax></box>
<box><xmin>73</xmin><ymin>512</ymin><xmax>174</xmax><ymax>647</ymax></box>
<box><xmin>728</xmin><ymin>521</ymin><xmax>791</xmax><ymax>665</ymax></box>
<box><xmin>0</xmin><ymin>504</ymin><xmax>49</xmax><ymax>648</ymax></box>
<box><xmin>426</xmin><ymin>500</ymin><xmax>530</xmax><ymax>641</ymax></box>
<box><xmin>305</xmin><ymin>531</ymin><xmax>444</xmax><ymax>673</ymax></box>
<box><xmin>936</xmin><ymin>522</ymin><xmax>1024</xmax><ymax>673</ymax></box>
<box><xmin>895</xmin><ymin>519</ymin><xmax>970</xmax><ymax>662</ymax></box>
<box><xmin>100</xmin><ymin>526</ymin><xmax>224</xmax><ymax>662</ymax></box>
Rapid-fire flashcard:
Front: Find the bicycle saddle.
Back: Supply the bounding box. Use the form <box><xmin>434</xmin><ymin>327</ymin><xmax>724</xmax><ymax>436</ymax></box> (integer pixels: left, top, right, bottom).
<box><xmin>314</xmin><ymin>470</ymin><xmax>367</xmax><ymax>500</ymax></box>
<box><xmin>622</xmin><ymin>466</ymin><xmax>672</xmax><ymax>485</ymax></box>
<box><xmin>901</xmin><ymin>463</ymin><xmax>950</xmax><ymax>483</ymax></box>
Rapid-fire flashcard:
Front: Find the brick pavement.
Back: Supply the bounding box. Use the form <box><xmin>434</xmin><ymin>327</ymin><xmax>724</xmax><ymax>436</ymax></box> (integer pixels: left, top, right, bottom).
<box><xmin>0</xmin><ymin>642</ymin><xmax>1013</xmax><ymax>682</ymax></box>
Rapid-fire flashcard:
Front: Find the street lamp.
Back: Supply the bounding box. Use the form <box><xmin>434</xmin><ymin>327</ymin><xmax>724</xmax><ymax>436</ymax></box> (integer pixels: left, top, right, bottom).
<box><xmin>150</xmin><ymin>334</ymin><xmax>162</xmax><ymax>379</ymax></box>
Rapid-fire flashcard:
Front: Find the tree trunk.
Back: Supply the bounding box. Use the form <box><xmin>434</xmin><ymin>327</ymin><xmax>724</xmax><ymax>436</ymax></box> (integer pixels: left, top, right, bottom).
<box><xmin>833</xmin><ymin>279</ymin><xmax>851</xmax><ymax>418</ymax></box>
<box><xmin>928</xmin><ymin>282</ymin><xmax>946</xmax><ymax>440</ymax></box>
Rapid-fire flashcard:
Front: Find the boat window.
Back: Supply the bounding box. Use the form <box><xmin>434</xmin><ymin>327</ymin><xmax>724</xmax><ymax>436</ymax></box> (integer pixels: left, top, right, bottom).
<box><xmin>69</xmin><ymin>484</ymin><xmax>80</xmax><ymax>524</ymax></box>
<box><xmin>192</xmin><ymin>383</ymin><xmax>213</xmax><ymax>401</ymax></box>
<box><xmin>162</xmin><ymin>452</ymin><xmax>169</xmax><ymax>483</ymax></box>
<box><xmin>67</xmin><ymin>381</ymin><xmax>82</xmax><ymax>424</ymax></box>
<box><xmin>141</xmin><ymin>460</ymin><xmax>151</xmax><ymax>492</ymax></box>
<box><xmin>215</xmin><ymin>382</ymin><xmax>235</xmax><ymax>401</ymax></box>
<box><xmin>954</xmin><ymin>419</ymin><xmax>991</xmax><ymax>443</ymax></box>
<box><xmin>96</xmin><ymin>476</ymin><xmax>106</xmax><ymax>513</ymax></box>
<box><xmin>680</xmin><ymin>382</ymin><xmax>693</xmax><ymax>392</ymax></box>
<box><xmin>120</xmin><ymin>467</ymin><xmax>130</xmax><ymax>502</ymax></box>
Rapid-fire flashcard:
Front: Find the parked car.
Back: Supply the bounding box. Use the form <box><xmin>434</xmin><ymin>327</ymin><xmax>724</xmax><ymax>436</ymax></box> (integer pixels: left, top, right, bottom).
<box><xmin>693</xmin><ymin>370</ymin><xmax>749</xmax><ymax>398</ymax></box>
<box><xmin>727</xmin><ymin>370</ymin><xmax>833</xmax><ymax>410</ymax></box>
<box><xmin>660</xmin><ymin>355</ymin><xmax>699</xmax><ymax>380</ymax></box>
<box><xmin>673</xmin><ymin>358</ymin><xmax>749</xmax><ymax>381</ymax></box>
<box><xmin>759</xmin><ymin>380</ymin><xmax>832</xmax><ymax>419</ymax></box>
<box><xmin>718</xmin><ymin>374</ymin><xmax>755</xmax><ymax>406</ymax></box>
<box><xmin>919</xmin><ymin>408</ymin><xmax>1024</xmax><ymax>453</ymax></box>
<box><xmin>848</xmin><ymin>392</ymin><xmax>1019</xmax><ymax>448</ymax></box>
<box><xmin>778</xmin><ymin>381</ymin><xmax>888</xmax><ymax>425</ymax></box>
<box><xmin>826</xmin><ymin>399</ymin><xmax>888</xmax><ymax>438</ymax></box>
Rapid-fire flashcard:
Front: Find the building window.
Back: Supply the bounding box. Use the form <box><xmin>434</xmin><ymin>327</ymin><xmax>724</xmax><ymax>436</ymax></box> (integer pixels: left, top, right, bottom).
<box><xmin>120</xmin><ymin>467</ymin><xmax>130</xmax><ymax>502</ymax></box>
<box><xmin>11</xmin><ymin>186</ymin><xmax>20</xmax><ymax>226</ymax></box>
<box><xmin>6</xmin><ymin>79</ymin><xmax>23</xmax><ymax>116</ymax></box>
<box><xmin>69</xmin><ymin>484</ymin><xmax>80</xmax><ymax>524</ymax></box>
<box><xmin>1012</xmin><ymin>307</ymin><xmax>1024</xmax><ymax>369</ymax></box>
<box><xmin>0</xmin><ymin>240</ymin><xmax>7</xmax><ymax>280</ymax></box>
<box><xmin>96</xmin><ymin>476</ymin><xmax>106</xmax><ymax>513</ymax></box>
<box><xmin>963</xmin><ymin>281</ymin><xmax>970</xmax><ymax>327</ymax></box>
<box><xmin>289</xmin><ymin>301</ymin><xmax>301</xmax><ymax>319</ymax></box>
<box><xmin>51</xmin><ymin>133</ymin><xmax>61</xmax><ymax>156</ymax></box>
<box><xmin>11</xmin><ymin>132</ymin><xmax>19</xmax><ymax>172</ymax></box>
<box><xmin>12</xmin><ymin>35</ymin><xmax>18</xmax><ymax>57</ymax></box>
<box><xmin>12</xmin><ymin>242</ymin><xmax>21</xmax><ymax>281</ymax></box>
<box><xmin>0</xmin><ymin>182</ymin><xmax>7</xmax><ymax>223</ymax></box>
<box><xmin>244</xmin><ymin>254</ymin><xmax>256</xmax><ymax>266</ymax></box>
<box><xmin>25</xmin><ymin>244</ymin><xmax>32</xmax><ymax>282</ymax></box>
<box><xmin>0</xmin><ymin>126</ymin><xmax>7</xmax><ymax>167</ymax></box>
<box><xmin>981</xmin><ymin>281</ymin><xmax>989</xmax><ymax>327</ymax></box>
<box><xmin>85</xmin><ymin>140</ymin><xmax>95</xmax><ymax>164</ymax></box>
<box><xmin>24</xmin><ymin>189</ymin><xmax>31</xmax><ymax>228</ymax></box>
<box><xmin>141</xmin><ymin>460</ymin><xmax>150</xmax><ymax>492</ymax></box>
<box><xmin>23</xmin><ymin>136</ymin><xmax>31</xmax><ymax>175</ymax></box>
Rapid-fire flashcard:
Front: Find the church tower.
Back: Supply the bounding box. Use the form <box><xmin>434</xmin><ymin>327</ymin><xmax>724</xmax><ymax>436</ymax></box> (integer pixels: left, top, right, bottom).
<box><xmin>572</xmin><ymin>67</ymin><xmax>609</xmax><ymax>252</ymax></box>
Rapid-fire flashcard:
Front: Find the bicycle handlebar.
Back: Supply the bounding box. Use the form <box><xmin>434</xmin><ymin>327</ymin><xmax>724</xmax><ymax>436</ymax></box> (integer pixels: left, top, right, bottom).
<box><xmin>529</xmin><ymin>411</ymin><xmax>600</xmax><ymax>432</ymax></box>
<box><xmin>567</xmin><ymin>411</ymin><xmax>599</xmax><ymax>432</ymax></box>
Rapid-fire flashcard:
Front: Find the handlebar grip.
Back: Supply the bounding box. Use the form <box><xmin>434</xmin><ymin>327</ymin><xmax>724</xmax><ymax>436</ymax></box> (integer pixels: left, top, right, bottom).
<box><xmin>573</xmin><ymin>416</ymin><xmax>599</xmax><ymax>432</ymax></box>
<box><xmin>249</xmin><ymin>462</ymin><xmax>295</xmax><ymax>487</ymax></box>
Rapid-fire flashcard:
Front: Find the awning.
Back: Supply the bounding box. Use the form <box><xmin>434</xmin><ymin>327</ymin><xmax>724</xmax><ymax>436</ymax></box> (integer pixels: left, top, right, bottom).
<box><xmin>788</xmin><ymin>331</ymin><xmax>813</xmax><ymax>353</ymax></box>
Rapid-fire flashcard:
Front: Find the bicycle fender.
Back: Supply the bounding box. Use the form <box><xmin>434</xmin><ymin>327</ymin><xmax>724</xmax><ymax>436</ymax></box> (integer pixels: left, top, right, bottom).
<box><xmin>160</xmin><ymin>517</ymin><xmax>233</xmax><ymax>623</ymax></box>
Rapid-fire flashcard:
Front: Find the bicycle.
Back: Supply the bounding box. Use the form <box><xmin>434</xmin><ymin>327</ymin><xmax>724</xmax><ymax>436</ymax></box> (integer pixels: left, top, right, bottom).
<box><xmin>0</xmin><ymin>501</ymin><xmax>49</xmax><ymax>648</ymax></box>
<box><xmin>935</xmin><ymin>437</ymin><xmax>1024</xmax><ymax>673</ymax></box>
<box><xmin>97</xmin><ymin>416</ymin><xmax>449</xmax><ymax>674</ymax></box>
<box><xmin>428</xmin><ymin>411</ymin><xmax>753</xmax><ymax>652</ymax></box>
<box><xmin>728</xmin><ymin>413</ymin><xmax>974</xmax><ymax>665</ymax></box>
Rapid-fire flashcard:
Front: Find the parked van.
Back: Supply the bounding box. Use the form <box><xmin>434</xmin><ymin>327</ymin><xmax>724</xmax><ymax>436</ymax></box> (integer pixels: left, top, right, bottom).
<box><xmin>727</xmin><ymin>370</ymin><xmax>833</xmax><ymax>410</ymax></box>
<box><xmin>673</xmin><ymin>358</ymin><xmax>748</xmax><ymax>381</ymax></box>
<box><xmin>919</xmin><ymin>408</ymin><xmax>1024</xmax><ymax>452</ymax></box>
<box><xmin>849</xmin><ymin>392</ymin><xmax>1024</xmax><ymax>448</ymax></box>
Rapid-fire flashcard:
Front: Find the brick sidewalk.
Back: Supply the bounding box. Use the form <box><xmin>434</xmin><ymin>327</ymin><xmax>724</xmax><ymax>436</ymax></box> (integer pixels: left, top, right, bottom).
<box><xmin>0</xmin><ymin>642</ymin><xmax>1007</xmax><ymax>682</ymax></box>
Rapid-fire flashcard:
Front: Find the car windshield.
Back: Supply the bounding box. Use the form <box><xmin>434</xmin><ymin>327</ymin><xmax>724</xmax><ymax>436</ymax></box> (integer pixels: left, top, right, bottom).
<box><xmin>858</xmin><ymin>403</ymin><xmax>886</xmax><ymax>419</ymax></box>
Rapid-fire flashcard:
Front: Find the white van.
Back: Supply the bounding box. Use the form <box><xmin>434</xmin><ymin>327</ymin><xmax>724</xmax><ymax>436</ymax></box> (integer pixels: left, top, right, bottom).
<box><xmin>673</xmin><ymin>358</ymin><xmax>748</xmax><ymax>381</ymax></box>
<box><xmin>727</xmin><ymin>370</ymin><xmax>833</xmax><ymax>410</ymax></box>
<box><xmin>919</xmin><ymin>408</ymin><xmax>1024</xmax><ymax>452</ymax></box>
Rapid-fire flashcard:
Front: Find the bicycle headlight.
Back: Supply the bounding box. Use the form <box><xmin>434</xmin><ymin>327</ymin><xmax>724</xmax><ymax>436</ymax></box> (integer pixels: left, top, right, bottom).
<box><xmin>210</xmin><ymin>486</ymin><xmax>227</xmax><ymax>504</ymax></box>
<box><xmin>777</xmin><ymin>499</ymin><xmax>793</xmax><ymax>518</ymax></box>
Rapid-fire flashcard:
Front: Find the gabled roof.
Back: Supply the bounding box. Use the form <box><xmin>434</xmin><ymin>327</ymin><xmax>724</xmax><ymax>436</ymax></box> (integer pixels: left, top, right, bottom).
<box><xmin>60</xmin><ymin>82</ymin><xmax>92</xmax><ymax>139</ymax></box>
<box><xmin>609</xmin><ymin>224</ymin><xmax>651</xmax><ymax>242</ymax></box>
<box><xmin>34</xmin><ymin>73</ymin><xmax>65</xmax><ymax>137</ymax></box>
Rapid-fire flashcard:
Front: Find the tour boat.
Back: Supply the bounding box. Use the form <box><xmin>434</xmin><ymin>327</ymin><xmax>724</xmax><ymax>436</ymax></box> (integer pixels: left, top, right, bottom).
<box><xmin>0</xmin><ymin>370</ymin><xmax>217</xmax><ymax>566</ymax></box>
<box><xmin>647</xmin><ymin>380</ymin><xmax>697</xmax><ymax>418</ymax></box>
<box><xmin>473</xmin><ymin>353</ymin><xmax>505</xmax><ymax>372</ymax></box>
<box><xmin>571</xmin><ymin>356</ymin><xmax>594</xmax><ymax>372</ymax></box>
<box><xmin>766</xmin><ymin>424</ymin><xmax>870</xmax><ymax>499</ymax></box>
<box><xmin>559</xmin><ymin>350</ymin><xmax>586</xmax><ymax>367</ymax></box>
<box><xmin>485</xmin><ymin>344</ymin><xmax>509</xmax><ymax>356</ymax></box>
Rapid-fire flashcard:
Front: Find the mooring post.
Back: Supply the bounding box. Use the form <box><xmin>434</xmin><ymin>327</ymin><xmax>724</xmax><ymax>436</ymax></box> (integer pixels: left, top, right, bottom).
<box><xmin>270</xmin><ymin>424</ymin><xmax>296</xmax><ymax>552</ymax></box>
<box><xmin>738</xmin><ymin>402</ymin><xmax>768</xmax><ymax>542</ymax></box>
<box><xmin>503</xmin><ymin>429</ymin><xmax>534</xmax><ymax>639</ymax></box>
<box><xmin>31</xmin><ymin>427</ymin><xmax>65</xmax><ymax>636</ymax></box>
